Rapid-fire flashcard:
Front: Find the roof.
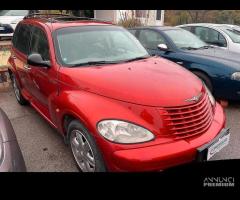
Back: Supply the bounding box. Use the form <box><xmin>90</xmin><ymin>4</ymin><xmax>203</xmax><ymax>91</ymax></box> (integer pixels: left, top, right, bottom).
<box><xmin>129</xmin><ymin>26</ymin><xmax>181</xmax><ymax>31</ymax></box>
<box><xmin>177</xmin><ymin>23</ymin><xmax>218</xmax><ymax>27</ymax></box>
<box><xmin>22</xmin><ymin>14</ymin><xmax>114</xmax><ymax>31</ymax></box>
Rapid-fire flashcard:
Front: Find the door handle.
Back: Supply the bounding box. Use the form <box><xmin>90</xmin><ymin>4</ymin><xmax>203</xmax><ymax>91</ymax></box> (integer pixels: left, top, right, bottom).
<box><xmin>24</xmin><ymin>64</ymin><xmax>31</xmax><ymax>70</ymax></box>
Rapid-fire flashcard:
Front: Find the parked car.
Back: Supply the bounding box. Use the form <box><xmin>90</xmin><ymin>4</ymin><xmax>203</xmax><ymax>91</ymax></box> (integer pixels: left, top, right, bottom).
<box><xmin>0</xmin><ymin>108</ymin><xmax>26</xmax><ymax>172</ymax></box>
<box><xmin>177</xmin><ymin>23</ymin><xmax>240</xmax><ymax>53</ymax></box>
<box><xmin>0</xmin><ymin>10</ymin><xmax>31</xmax><ymax>40</ymax></box>
<box><xmin>129</xmin><ymin>26</ymin><xmax>240</xmax><ymax>101</ymax></box>
<box><xmin>8</xmin><ymin>15</ymin><xmax>229</xmax><ymax>172</ymax></box>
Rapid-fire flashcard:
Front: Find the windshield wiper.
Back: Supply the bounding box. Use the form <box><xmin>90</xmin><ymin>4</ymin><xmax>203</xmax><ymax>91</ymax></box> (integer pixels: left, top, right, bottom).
<box><xmin>180</xmin><ymin>47</ymin><xmax>198</xmax><ymax>50</ymax></box>
<box><xmin>197</xmin><ymin>45</ymin><xmax>214</xmax><ymax>49</ymax></box>
<box><xmin>70</xmin><ymin>61</ymin><xmax>119</xmax><ymax>67</ymax></box>
<box><xmin>121</xmin><ymin>55</ymin><xmax>151</xmax><ymax>63</ymax></box>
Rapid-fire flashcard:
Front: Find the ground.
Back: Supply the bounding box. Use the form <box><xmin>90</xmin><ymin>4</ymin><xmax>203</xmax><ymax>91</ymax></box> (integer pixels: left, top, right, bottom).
<box><xmin>0</xmin><ymin>86</ymin><xmax>239</xmax><ymax>172</ymax></box>
<box><xmin>0</xmin><ymin>88</ymin><xmax>78</xmax><ymax>172</ymax></box>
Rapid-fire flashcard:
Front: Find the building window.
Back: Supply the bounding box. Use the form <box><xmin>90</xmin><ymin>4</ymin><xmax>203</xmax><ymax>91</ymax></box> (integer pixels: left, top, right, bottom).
<box><xmin>136</xmin><ymin>10</ymin><xmax>147</xmax><ymax>18</ymax></box>
<box><xmin>156</xmin><ymin>10</ymin><xmax>162</xmax><ymax>20</ymax></box>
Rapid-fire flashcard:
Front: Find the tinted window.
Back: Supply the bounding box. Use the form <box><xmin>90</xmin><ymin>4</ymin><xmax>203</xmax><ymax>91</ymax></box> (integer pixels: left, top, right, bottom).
<box><xmin>12</xmin><ymin>24</ymin><xmax>21</xmax><ymax>47</ymax></box>
<box><xmin>181</xmin><ymin>26</ymin><xmax>192</xmax><ymax>32</ymax></box>
<box><xmin>15</xmin><ymin>24</ymin><xmax>31</xmax><ymax>54</ymax></box>
<box><xmin>194</xmin><ymin>26</ymin><xmax>227</xmax><ymax>47</ymax></box>
<box><xmin>30</xmin><ymin>27</ymin><xmax>50</xmax><ymax>61</ymax></box>
<box><xmin>138</xmin><ymin>29</ymin><xmax>166</xmax><ymax>49</ymax></box>
<box><xmin>128</xmin><ymin>29</ymin><xmax>137</xmax><ymax>36</ymax></box>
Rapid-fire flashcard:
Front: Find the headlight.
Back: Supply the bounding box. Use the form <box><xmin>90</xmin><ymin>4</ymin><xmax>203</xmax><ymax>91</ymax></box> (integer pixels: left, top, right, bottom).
<box><xmin>231</xmin><ymin>72</ymin><xmax>240</xmax><ymax>81</ymax></box>
<box><xmin>97</xmin><ymin>120</ymin><xmax>155</xmax><ymax>144</ymax></box>
<box><xmin>203</xmin><ymin>83</ymin><xmax>215</xmax><ymax>106</ymax></box>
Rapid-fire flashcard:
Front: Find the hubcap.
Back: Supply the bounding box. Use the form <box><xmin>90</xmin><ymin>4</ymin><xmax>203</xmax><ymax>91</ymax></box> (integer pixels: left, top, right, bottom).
<box><xmin>12</xmin><ymin>76</ymin><xmax>20</xmax><ymax>101</ymax></box>
<box><xmin>70</xmin><ymin>130</ymin><xmax>95</xmax><ymax>172</ymax></box>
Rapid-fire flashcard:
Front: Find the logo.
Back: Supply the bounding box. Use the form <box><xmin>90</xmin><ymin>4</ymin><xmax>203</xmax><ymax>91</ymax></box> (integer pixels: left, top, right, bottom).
<box><xmin>203</xmin><ymin>177</ymin><xmax>235</xmax><ymax>187</ymax></box>
<box><xmin>185</xmin><ymin>93</ymin><xmax>202</xmax><ymax>103</ymax></box>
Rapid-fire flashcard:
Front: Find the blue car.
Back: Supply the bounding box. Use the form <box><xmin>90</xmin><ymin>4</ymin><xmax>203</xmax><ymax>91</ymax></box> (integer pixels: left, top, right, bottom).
<box><xmin>128</xmin><ymin>26</ymin><xmax>240</xmax><ymax>101</ymax></box>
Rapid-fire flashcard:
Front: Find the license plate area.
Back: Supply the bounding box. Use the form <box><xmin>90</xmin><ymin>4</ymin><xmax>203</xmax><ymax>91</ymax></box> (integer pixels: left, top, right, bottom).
<box><xmin>196</xmin><ymin>128</ymin><xmax>230</xmax><ymax>162</ymax></box>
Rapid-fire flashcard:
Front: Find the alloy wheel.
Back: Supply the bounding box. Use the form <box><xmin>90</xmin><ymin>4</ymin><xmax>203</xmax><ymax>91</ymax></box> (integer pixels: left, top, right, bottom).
<box><xmin>70</xmin><ymin>130</ymin><xmax>96</xmax><ymax>172</ymax></box>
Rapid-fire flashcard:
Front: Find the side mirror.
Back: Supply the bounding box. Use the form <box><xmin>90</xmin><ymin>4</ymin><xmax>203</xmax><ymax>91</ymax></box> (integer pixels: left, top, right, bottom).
<box><xmin>157</xmin><ymin>44</ymin><xmax>168</xmax><ymax>51</ymax></box>
<box><xmin>27</xmin><ymin>53</ymin><xmax>51</xmax><ymax>68</ymax></box>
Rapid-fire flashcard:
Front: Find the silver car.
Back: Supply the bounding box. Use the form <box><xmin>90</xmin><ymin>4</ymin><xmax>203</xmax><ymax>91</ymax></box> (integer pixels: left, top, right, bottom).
<box><xmin>177</xmin><ymin>23</ymin><xmax>240</xmax><ymax>53</ymax></box>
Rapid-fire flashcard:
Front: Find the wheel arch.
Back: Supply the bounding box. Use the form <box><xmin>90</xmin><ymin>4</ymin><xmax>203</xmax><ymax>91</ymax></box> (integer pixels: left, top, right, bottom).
<box><xmin>191</xmin><ymin>68</ymin><xmax>213</xmax><ymax>83</ymax></box>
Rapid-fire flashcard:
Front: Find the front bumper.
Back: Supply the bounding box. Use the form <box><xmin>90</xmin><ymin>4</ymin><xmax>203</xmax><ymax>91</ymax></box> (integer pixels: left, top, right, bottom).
<box><xmin>108</xmin><ymin>103</ymin><xmax>225</xmax><ymax>171</ymax></box>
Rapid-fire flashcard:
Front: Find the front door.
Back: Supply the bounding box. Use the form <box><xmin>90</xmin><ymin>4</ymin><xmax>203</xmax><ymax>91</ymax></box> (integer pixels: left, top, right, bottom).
<box><xmin>27</xmin><ymin>25</ymin><xmax>58</xmax><ymax>122</ymax></box>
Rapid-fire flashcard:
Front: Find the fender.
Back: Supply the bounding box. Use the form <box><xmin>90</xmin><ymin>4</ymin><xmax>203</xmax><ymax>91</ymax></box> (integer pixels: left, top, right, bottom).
<box><xmin>52</xmin><ymin>89</ymin><xmax>167</xmax><ymax>141</ymax></box>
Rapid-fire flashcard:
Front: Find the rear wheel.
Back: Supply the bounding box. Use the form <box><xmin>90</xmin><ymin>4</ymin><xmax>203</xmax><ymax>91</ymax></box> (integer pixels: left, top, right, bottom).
<box><xmin>68</xmin><ymin>120</ymin><xmax>107</xmax><ymax>172</ymax></box>
<box><xmin>193</xmin><ymin>71</ymin><xmax>213</xmax><ymax>93</ymax></box>
<box><xmin>11</xmin><ymin>74</ymin><xmax>28</xmax><ymax>105</ymax></box>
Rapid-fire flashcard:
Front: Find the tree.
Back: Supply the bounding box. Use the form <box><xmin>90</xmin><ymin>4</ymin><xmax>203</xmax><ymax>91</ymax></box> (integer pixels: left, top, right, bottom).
<box><xmin>118</xmin><ymin>10</ymin><xmax>152</xmax><ymax>28</ymax></box>
<box><xmin>187</xmin><ymin>10</ymin><xmax>210</xmax><ymax>23</ymax></box>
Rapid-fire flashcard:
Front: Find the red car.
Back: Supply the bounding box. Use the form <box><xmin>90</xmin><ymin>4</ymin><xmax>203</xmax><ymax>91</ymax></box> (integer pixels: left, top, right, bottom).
<box><xmin>8</xmin><ymin>14</ymin><xmax>229</xmax><ymax>172</ymax></box>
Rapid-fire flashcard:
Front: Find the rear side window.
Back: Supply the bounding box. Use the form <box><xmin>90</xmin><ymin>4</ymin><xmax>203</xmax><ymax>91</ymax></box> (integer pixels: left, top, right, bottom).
<box><xmin>181</xmin><ymin>26</ymin><xmax>192</xmax><ymax>32</ymax></box>
<box><xmin>128</xmin><ymin>29</ymin><xmax>137</xmax><ymax>36</ymax></box>
<box><xmin>30</xmin><ymin>26</ymin><xmax>50</xmax><ymax>61</ymax></box>
<box><xmin>12</xmin><ymin>24</ymin><xmax>20</xmax><ymax>47</ymax></box>
<box><xmin>15</xmin><ymin>24</ymin><xmax>31</xmax><ymax>55</ymax></box>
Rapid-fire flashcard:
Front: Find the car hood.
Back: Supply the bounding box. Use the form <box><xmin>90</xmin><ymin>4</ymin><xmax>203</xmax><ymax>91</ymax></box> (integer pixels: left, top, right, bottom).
<box><xmin>183</xmin><ymin>47</ymin><xmax>240</xmax><ymax>70</ymax></box>
<box><xmin>60</xmin><ymin>57</ymin><xmax>203</xmax><ymax>107</ymax></box>
<box><xmin>0</xmin><ymin>16</ymin><xmax>23</xmax><ymax>24</ymax></box>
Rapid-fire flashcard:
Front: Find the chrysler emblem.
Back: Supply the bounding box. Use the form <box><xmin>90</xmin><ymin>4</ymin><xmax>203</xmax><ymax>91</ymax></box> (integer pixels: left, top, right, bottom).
<box><xmin>185</xmin><ymin>93</ymin><xmax>202</xmax><ymax>103</ymax></box>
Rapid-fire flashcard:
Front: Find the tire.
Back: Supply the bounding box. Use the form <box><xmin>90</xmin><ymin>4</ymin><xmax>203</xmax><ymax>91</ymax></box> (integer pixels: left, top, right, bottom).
<box><xmin>192</xmin><ymin>71</ymin><xmax>213</xmax><ymax>93</ymax></box>
<box><xmin>68</xmin><ymin>120</ymin><xmax>107</xmax><ymax>172</ymax></box>
<box><xmin>11</xmin><ymin>74</ymin><xmax>28</xmax><ymax>105</ymax></box>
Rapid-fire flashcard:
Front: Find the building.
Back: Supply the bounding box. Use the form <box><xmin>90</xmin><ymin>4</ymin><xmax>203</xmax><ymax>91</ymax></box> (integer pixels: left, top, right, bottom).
<box><xmin>94</xmin><ymin>10</ymin><xmax>165</xmax><ymax>26</ymax></box>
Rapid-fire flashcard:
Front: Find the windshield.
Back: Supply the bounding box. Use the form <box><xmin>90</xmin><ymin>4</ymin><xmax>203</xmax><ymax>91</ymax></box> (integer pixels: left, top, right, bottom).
<box><xmin>218</xmin><ymin>26</ymin><xmax>240</xmax><ymax>44</ymax></box>
<box><xmin>54</xmin><ymin>25</ymin><xmax>149</xmax><ymax>67</ymax></box>
<box><xmin>164</xmin><ymin>29</ymin><xmax>207</xmax><ymax>49</ymax></box>
<box><xmin>0</xmin><ymin>10</ymin><xmax>29</xmax><ymax>16</ymax></box>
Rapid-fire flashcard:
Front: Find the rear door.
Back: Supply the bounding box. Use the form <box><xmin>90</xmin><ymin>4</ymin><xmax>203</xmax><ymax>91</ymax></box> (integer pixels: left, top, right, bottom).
<box><xmin>11</xmin><ymin>23</ymin><xmax>32</xmax><ymax>98</ymax></box>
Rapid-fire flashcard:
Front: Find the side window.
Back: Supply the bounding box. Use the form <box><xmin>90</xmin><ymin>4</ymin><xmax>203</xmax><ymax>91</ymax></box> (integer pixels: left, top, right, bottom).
<box><xmin>15</xmin><ymin>24</ymin><xmax>31</xmax><ymax>55</ymax></box>
<box><xmin>138</xmin><ymin>29</ymin><xmax>166</xmax><ymax>50</ymax></box>
<box><xmin>194</xmin><ymin>26</ymin><xmax>227</xmax><ymax>47</ymax></box>
<box><xmin>128</xmin><ymin>29</ymin><xmax>137</xmax><ymax>36</ymax></box>
<box><xmin>30</xmin><ymin>27</ymin><xmax>50</xmax><ymax>61</ymax></box>
<box><xmin>12</xmin><ymin>24</ymin><xmax>20</xmax><ymax>48</ymax></box>
<box><xmin>181</xmin><ymin>26</ymin><xmax>192</xmax><ymax>32</ymax></box>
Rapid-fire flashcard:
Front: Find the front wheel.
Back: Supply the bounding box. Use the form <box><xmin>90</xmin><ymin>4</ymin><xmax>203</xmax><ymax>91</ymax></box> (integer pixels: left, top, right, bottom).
<box><xmin>68</xmin><ymin>120</ymin><xmax>107</xmax><ymax>172</ymax></box>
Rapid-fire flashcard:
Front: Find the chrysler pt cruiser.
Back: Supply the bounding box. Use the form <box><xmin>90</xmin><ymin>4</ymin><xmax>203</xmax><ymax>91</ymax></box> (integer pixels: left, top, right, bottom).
<box><xmin>8</xmin><ymin>14</ymin><xmax>229</xmax><ymax>172</ymax></box>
